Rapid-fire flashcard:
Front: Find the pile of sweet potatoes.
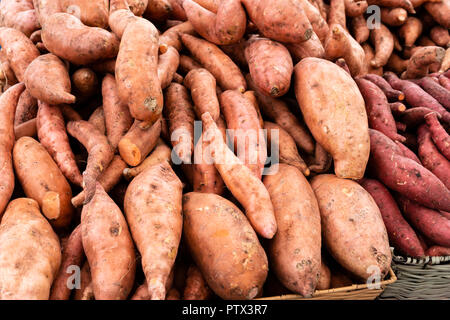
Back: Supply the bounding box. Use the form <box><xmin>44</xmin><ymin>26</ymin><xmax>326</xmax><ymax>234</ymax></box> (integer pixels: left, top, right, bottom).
<box><xmin>0</xmin><ymin>0</ymin><xmax>448</xmax><ymax>301</ymax></box>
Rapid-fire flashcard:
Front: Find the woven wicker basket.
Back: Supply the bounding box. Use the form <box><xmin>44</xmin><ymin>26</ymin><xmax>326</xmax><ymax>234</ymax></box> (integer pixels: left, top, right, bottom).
<box><xmin>378</xmin><ymin>252</ymin><xmax>450</xmax><ymax>300</ymax></box>
<box><xmin>258</xmin><ymin>268</ymin><xmax>397</xmax><ymax>300</ymax></box>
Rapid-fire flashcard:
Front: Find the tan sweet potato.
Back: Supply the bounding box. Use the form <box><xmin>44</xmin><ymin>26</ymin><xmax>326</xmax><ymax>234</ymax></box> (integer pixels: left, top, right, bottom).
<box><xmin>245</xmin><ymin>36</ymin><xmax>293</xmax><ymax>98</ymax></box>
<box><xmin>344</xmin><ymin>0</ymin><xmax>367</xmax><ymax>17</ymax></box>
<box><xmin>264</xmin><ymin>164</ymin><xmax>321</xmax><ymax>296</ymax></box>
<box><xmin>370</xmin><ymin>23</ymin><xmax>394</xmax><ymax>68</ymax></box>
<box><xmin>158</xmin><ymin>46</ymin><xmax>180</xmax><ymax>89</ymax></box>
<box><xmin>81</xmin><ymin>183</ymin><xmax>136</xmax><ymax>300</ymax></box>
<box><xmin>294</xmin><ymin>58</ymin><xmax>369</xmax><ymax>179</ymax></box>
<box><xmin>37</xmin><ymin>101</ymin><xmax>83</xmax><ymax>186</ymax></box>
<box><xmin>60</xmin><ymin>0</ymin><xmax>109</xmax><ymax>28</ymax></box>
<box><xmin>14</xmin><ymin>117</ymin><xmax>37</xmax><ymax>140</ymax></box>
<box><xmin>108</xmin><ymin>0</ymin><xmax>139</xmax><ymax>39</ymax></box>
<box><xmin>102</xmin><ymin>74</ymin><xmax>133</xmax><ymax>150</ymax></box>
<box><xmin>182</xmin><ymin>192</ymin><xmax>268</xmax><ymax>300</ymax></box>
<box><xmin>402</xmin><ymin>46</ymin><xmax>446</xmax><ymax>79</ymax></box>
<box><xmin>33</xmin><ymin>0</ymin><xmax>61</xmax><ymax>26</ymax></box>
<box><xmin>317</xmin><ymin>260</ymin><xmax>331</xmax><ymax>290</ymax></box>
<box><xmin>380</xmin><ymin>7</ymin><xmax>407</xmax><ymax>26</ymax></box>
<box><xmin>0</xmin><ymin>0</ymin><xmax>40</xmax><ymax>37</ymax></box>
<box><xmin>124</xmin><ymin>161</ymin><xmax>183</xmax><ymax>300</ymax></box>
<box><xmin>0</xmin><ymin>83</ymin><xmax>25</xmax><ymax>216</ymax></box>
<box><xmin>398</xmin><ymin>17</ymin><xmax>423</xmax><ymax>47</ymax></box>
<box><xmin>311</xmin><ymin>174</ymin><xmax>392</xmax><ymax>280</ymax></box>
<box><xmin>145</xmin><ymin>0</ymin><xmax>172</xmax><ymax>23</ymax></box>
<box><xmin>13</xmin><ymin>137</ymin><xmax>74</xmax><ymax>228</ymax></box>
<box><xmin>285</xmin><ymin>32</ymin><xmax>325</xmax><ymax>62</ymax></box>
<box><xmin>0</xmin><ymin>198</ymin><xmax>61</xmax><ymax>300</ymax></box>
<box><xmin>367</xmin><ymin>0</ymin><xmax>415</xmax><ymax>13</ymax></box>
<box><xmin>426</xmin><ymin>246</ymin><xmax>450</xmax><ymax>256</ymax></box>
<box><xmin>439</xmin><ymin>48</ymin><xmax>450</xmax><ymax>73</ymax></box>
<box><xmin>179</xmin><ymin>54</ymin><xmax>202</xmax><ymax>74</ymax></box>
<box><xmin>0</xmin><ymin>27</ymin><xmax>40</xmax><ymax>82</ymax></box>
<box><xmin>159</xmin><ymin>21</ymin><xmax>196</xmax><ymax>52</ymax></box>
<box><xmin>425</xmin><ymin>0</ymin><xmax>450</xmax><ymax>29</ymax></box>
<box><xmin>14</xmin><ymin>89</ymin><xmax>37</xmax><ymax>126</ymax></box>
<box><xmin>88</xmin><ymin>106</ymin><xmax>106</xmax><ymax>135</ymax></box>
<box><xmin>71</xmin><ymin>68</ymin><xmax>98</xmax><ymax>102</ymax></box>
<box><xmin>301</xmin><ymin>0</ymin><xmax>329</xmax><ymax>43</ymax></box>
<box><xmin>328</xmin><ymin>0</ymin><xmax>346</xmax><ymax>27</ymax></box>
<box><xmin>182</xmin><ymin>264</ymin><xmax>213</xmax><ymax>300</ymax></box>
<box><xmin>181</xmin><ymin>34</ymin><xmax>246</xmax><ymax>92</ymax></box>
<box><xmin>0</xmin><ymin>49</ymin><xmax>18</xmax><ymax>89</ymax></box>
<box><xmin>386</xmin><ymin>52</ymin><xmax>409</xmax><ymax>74</ymax></box>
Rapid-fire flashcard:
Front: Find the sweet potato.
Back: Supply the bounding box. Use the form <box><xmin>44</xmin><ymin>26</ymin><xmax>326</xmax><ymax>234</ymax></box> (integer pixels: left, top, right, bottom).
<box><xmin>158</xmin><ymin>46</ymin><xmax>180</xmax><ymax>89</ymax></box>
<box><xmin>116</xmin><ymin>18</ymin><xmax>162</xmax><ymax>123</ymax></box>
<box><xmin>0</xmin><ymin>49</ymin><xmax>18</xmax><ymax>89</ymax></box>
<box><xmin>355</xmin><ymin>77</ymin><xmax>405</xmax><ymax>142</ymax></box>
<box><xmin>424</xmin><ymin>0</ymin><xmax>450</xmax><ymax>29</ymax></box>
<box><xmin>311</xmin><ymin>174</ymin><xmax>392</xmax><ymax>280</ymax></box>
<box><xmin>401</xmin><ymin>107</ymin><xmax>441</xmax><ymax>128</ymax></box>
<box><xmin>395</xmin><ymin>140</ymin><xmax>421</xmax><ymax>164</ymax></box>
<box><xmin>439</xmin><ymin>75</ymin><xmax>450</xmax><ymax>91</ymax></box>
<box><xmin>118</xmin><ymin>119</ymin><xmax>161</xmax><ymax>167</ymax></box>
<box><xmin>300</xmin><ymin>0</ymin><xmax>329</xmax><ymax>43</ymax></box>
<box><xmin>0</xmin><ymin>198</ymin><xmax>61</xmax><ymax>300</ymax></box>
<box><xmin>308</xmin><ymin>142</ymin><xmax>333</xmax><ymax>173</ymax></box>
<box><xmin>220</xmin><ymin>90</ymin><xmax>267</xmax><ymax>179</ymax></box>
<box><xmin>90</xmin><ymin>59</ymin><xmax>116</xmax><ymax>75</ymax></box>
<box><xmin>243</xmin><ymin>90</ymin><xmax>264</xmax><ymax>129</ymax></box>
<box><xmin>102</xmin><ymin>74</ymin><xmax>133</xmax><ymax>150</ymax></box>
<box><xmin>389</xmin><ymin>102</ymin><xmax>407</xmax><ymax>117</ymax></box>
<box><xmin>129</xmin><ymin>0</ymin><xmax>149</xmax><ymax>16</ymax></box>
<box><xmin>41</xmin><ymin>13</ymin><xmax>119</xmax><ymax>65</ymax></box>
<box><xmin>264</xmin><ymin>122</ymin><xmax>310</xmax><ymax>176</ymax></box>
<box><xmin>362</xmin><ymin>43</ymin><xmax>383</xmax><ymax>76</ymax></box>
<box><xmin>362</xmin><ymin>74</ymin><xmax>405</xmax><ymax>102</ymax></box>
<box><xmin>417</xmin><ymin>125</ymin><xmax>450</xmax><ymax>189</ymax></box>
<box><xmin>81</xmin><ymin>183</ymin><xmax>136</xmax><ymax>300</ymax></box>
<box><xmin>182</xmin><ymin>264</ymin><xmax>213</xmax><ymax>300</ymax></box>
<box><xmin>368</xmin><ymin>129</ymin><xmax>450</xmax><ymax>212</ymax></box>
<box><xmin>426</xmin><ymin>246</ymin><xmax>450</xmax><ymax>256</ymax></box>
<box><xmin>350</xmin><ymin>15</ymin><xmax>369</xmax><ymax>43</ymax></box>
<box><xmin>168</xmin><ymin>0</ymin><xmax>187</xmax><ymax>20</ymax></box>
<box><xmin>14</xmin><ymin>89</ymin><xmax>37</xmax><ymax>126</ymax></box>
<box><xmin>325</xmin><ymin>24</ymin><xmax>366</xmax><ymax>76</ymax></box>
<box><xmin>245</xmin><ymin>37</ymin><xmax>293</xmax><ymax>98</ymax></box>
<box><xmin>317</xmin><ymin>260</ymin><xmax>331</xmax><ymax>290</ymax></box>
<box><xmin>145</xmin><ymin>0</ymin><xmax>172</xmax><ymax>23</ymax></box>
<box><xmin>88</xmin><ymin>106</ymin><xmax>106</xmax><ymax>135</ymax></box>
<box><xmin>241</xmin><ymin>0</ymin><xmax>313</xmax><ymax>44</ymax></box>
<box><xmin>50</xmin><ymin>224</ymin><xmax>85</xmax><ymax>300</ymax></box>
<box><xmin>182</xmin><ymin>192</ymin><xmax>268</xmax><ymax>300</ymax></box>
<box><xmin>67</xmin><ymin>120</ymin><xmax>114</xmax><ymax>204</ymax></box>
<box><xmin>14</xmin><ymin>117</ymin><xmax>37</xmax><ymax>140</ymax></box>
<box><xmin>386</xmin><ymin>52</ymin><xmax>409</xmax><ymax>74</ymax></box>
<box><xmin>294</xmin><ymin>58</ymin><xmax>370</xmax><ymax>179</ymax></box>
<box><xmin>164</xmin><ymin>83</ymin><xmax>195</xmax><ymax>164</ymax></box>
<box><xmin>37</xmin><ymin>101</ymin><xmax>83</xmax><ymax>186</ymax></box>
<box><xmin>0</xmin><ymin>0</ymin><xmax>40</xmax><ymax>37</ymax></box>
<box><xmin>183</xmin><ymin>68</ymin><xmax>220</xmax><ymax>121</ymax></box>
<box><xmin>182</xmin><ymin>0</ymin><xmax>246</xmax><ymax>45</ymax></box>
<box><xmin>159</xmin><ymin>21</ymin><xmax>196</xmax><ymax>52</ymax></box>
<box><xmin>33</xmin><ymin>0</ymin><xmax>61</xmax><ymax>26</ymax></box>
<box><xmin>403</xmin><ymin>46</ymin><xmax>446</xmax><ymax>79</ymax></box>
<box><xmin>328</xmin><ymin>0</ymin><xmax>346</xmax><ymax>27</ymax></box>
<box><xmin>380</xmin><ymin>7</ymin><xmax>407</xmax><ymax>26</ymax></box>
<box><xmin>398</xmin><ymin>17</ymin><xmax>422</xmax><ymax>48</ymax></box>
<box><xmin>71</xmin><ymin>68</ymin><xmax>98</xmax><ymax>102</ymax></box>
<box><xmin>0</xmin><ymin>83</ymin><xmax>25</xmax><ymax>216</ymax></box>
<box><xmin>13</xmin><ymin>137</ymin><xmax>74</xmax><ymax>228</ymax></box>
<box><xmin>0</xmin><ymin>27</ymin><xmax>40</xmax><ymax>82</ymax></box>
<box><xmin>367</xmin><ymin>0</ymin><xmax>415</xmax><ymax>13</ymax></box>
<box><xmin>60</xmin><ymin>0</ymin><xmax>109</xmax><ymax>28</ymax></box>
<box><xmin>108</xmin><ymin>0</ymin><xmax>139</xmax><ymax>39</ymax></box>
<box><xmin>73</xmin><ymin>262</ymin><xmax>94</xmax><ymax>300</ymax></box>
<box><xmin>398</xmin><ymin>196</ymin><xmax>450</xmax><ymax>247</ymax></box>
<box><xmin>285</xmin><ymin>32</ymin><xmax>325</xmax><ymax>62</ymax></box>
<box><xmin>412</xmin><ymin>77</ymin><xmax>450</xmax><ymax>110</ymax></box>
<box><xmin>439</xmin><ymin>48</ymin><xmax>450</xmax><ymax>73</ymax></box>
<box><xmin>370</xmin><ymin>23</ymin><xmax>394</xmax><ymax>68</ymax></box>
<box><xmin>429</xmin><ymin>26</ymin><xmax>450</xmax><ymax>48</ymax></box>
<box><xmin>179</xmin><ymin>54</ymin><xmax>202</xmax><ymax>74</ymax></box>
<box><xmin>359</xmin><ymin>179</ymin><xmax>425</xmax><ymax>257</ymax></box>
<box><xmin>424</xmin><ymin>112</ymin><xmax>450</xmax><ymax>161</ymax></box>
<box><xmin>124</xmin><ymin>161</ymin><xmax>183</xmax><ymax>300</ymax></box>
<box><xmin>72</xmin><ymin>155</ymin><xmax>127</xmax><ymax>207</ymax></box>
<box><xmin>201</xmin><ymin>112</ymin><xmax>277</xmax><ymax>238</ymax></box>
<box><xmin>264</xmin><ymin>164</ymin><xmax>321</xmax><ymax>296</ymax></box>
<box><xmin>181</xmin><ymin>34</ymin><xmax>246</xmax><ymax>92</ymax></box>
<box><xmin>24</xmin><ymin>53</ymin><xmax>75</xmax><ymax>105</ymax></box>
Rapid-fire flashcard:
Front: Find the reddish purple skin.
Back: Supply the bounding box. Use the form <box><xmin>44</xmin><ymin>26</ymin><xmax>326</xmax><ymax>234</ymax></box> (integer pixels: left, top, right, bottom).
<box><xmin>412</xmin><ymin>77</ymin><xmax>450</xmax><ymax>110</ymax></box>
<box><xmin>439</xmin><ymin>75</ymin><xmax>450</xmax><ymax>91</ymax></box>
<box><xmin>425</xmin><ymin>112</ymin><xmax>450</xmax><ymax>161</ymax></box>
<box><xmin>363</xmin><ymin>74</ymin><xmax>404</xmax><ymax>102</ymax></box>
<box><xmin>426</xmin><ymin>245</ymin><xmax>450</xmax><ymax>257</ymax></box>
<box><xmin>401</xmin><ymin>107</ymin><xmax>440</xmax><ymax>128</ymax></box>
<box><xmin>369</xmin><ymin>129</ymin><xmax>450</xmax><ymax>212</ymax></box>
<box><xmin>397</xmin><ymin>196</ymin><xmax>450</xmax><ymax>248</ymax></box>
<box><xmin>384</xmin><ymin>72</ymin><xmax>450</xmax><ymax>123</ymax></box>
<box><xmin>359</xmin><ymin>179</ymin><xmax>425</xmax><ymax>258</ymax></box>
<box><xmin>395</xmin><ymin>141</ymin><xmax>421</xmax><ymax>164</ymax></box>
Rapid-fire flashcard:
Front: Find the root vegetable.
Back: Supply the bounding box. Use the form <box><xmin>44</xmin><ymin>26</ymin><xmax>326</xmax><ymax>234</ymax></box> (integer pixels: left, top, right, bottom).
<box><xmin>424</xmin><ymin>112</ymin><xmax>450</xmax><ymax>160</ymax></box>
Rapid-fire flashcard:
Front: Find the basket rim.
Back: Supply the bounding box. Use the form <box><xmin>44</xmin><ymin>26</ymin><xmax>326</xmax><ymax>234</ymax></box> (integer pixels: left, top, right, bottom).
<box><xmin>391</xmin><ymin>247</ymin><xmax>450</xmax><ymax>265</ymax></box>
<box><xmin>257</xmin><ymin>268</ymin><xmax>397</xmax><ymax>300</ymax></box>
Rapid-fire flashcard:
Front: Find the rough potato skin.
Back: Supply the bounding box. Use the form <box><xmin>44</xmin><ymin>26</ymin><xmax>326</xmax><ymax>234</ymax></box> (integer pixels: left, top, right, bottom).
<box><xmin>0</xmin><ymin>27</ymin><xmax>40</xmax><ymax>82</ymax></box>
<box><xmin>0</xmin><ymin>198</ymin><xmax>61</xmax><ymax>300</ymax></box>
<box><xmin>158</xmin><ymin>46</ymin><xmax>180</xmax><ymax>89</ymax></box>
<box><xmin>350</xmin><ymin>15</ymin><xmax>369</xmax><ymax>44</ymax></box>
<box><xmin>370</xmin><ymin>23</ymin><xmax>394</xmax><ymax>68</ymax></box>
<box><xmin>264</xmin><ymin>164</ymin><xmax>321</xmax><ymax>297</ymax></box>
<box><xmin>311</xmin><ymin>174</ymin><xmax>392</xmax><ymax>281</ymax></box>
<box><xmin>241</xmin><ymin>0</ymin><xmax>313</xmax><ymax>44</ymax></box>
<box><xmin>184</xmin><ymin>68</ymin><xmax>220</xmax><ymax>121</ymax></box>
<box><xmin>362</xmin><ymin>74</ymin><xmax>405</xmax><ymax>102</ymax></box>
<box><xmin>245</xmin><ymin>37</ymin><xmax>293</xmax><ymax>98</ymax></box>
<box><xmin>359</xmin><ymin>179</ymin><xmax>425</xmax><ymax>258</ymax></box>
<box><xmin>425</xmin><ymin>0</ymin><xmax>450</xmax><ymax>29</ymax></box>
<box><xmin>181</xmin><ymin>34</ymin><xmax>246</xmax><ymax>92</ymax></box>
<box><xmin>0</xmin><ymin>83</ymin><xmax>25</xmax><ymax>217</ymax></box>
<box><xmin>182</xmin><ymin>192</ymin><xmax>268</xmax><ymax>300</ymax></box>
<box><xmin>116</xmin><ymin>18</ymin><xmax>163</xmax><ymax>123</ymax></box>
<box><xmin>368</xmin><ymin>129</ymin><xmax>450</xmax><ymax>212</ymax></box>
<box><xmin>81</xmin><ymin>183</ymin><xmax>136</xmax><ymax>300</ymax></box>
<box><xmin>124</xmin><ymin>161</ymin><xmax>183</xmax><ymax>300</ymax></box>
<box><xmin>60</xmin><ymin>0</ymin><xmax>109</xmax><ymax>28</ymax></box>
<box><xmin>41</xmin><ymin>13</ymin><xmax>120</xmax><ymax>65</ymax></box>
<box><xmin>13</xmin><ymin>136</ymin><xmax>74</xmax><ymax>228</ymax></box>
<box><xmin>50</xmin><ymin>224</ymin><xmax>85</xmax><ymax>300</ymax></box>
<box><xmin>294</xmin><ymin>58</ymin><xmax>370</xmax><ymax>179</ymax></box>
<box><xmin>182</xmin><ymin>0</ymin><xmax>246</xmax><ymax>45</ymax></box>
<box><xmin>424</xmin><ymin>112</ymin><xmax>450</xmax><ymax>161</ymax></box>
<box><xmin>182</xmin><ymin>264</ymin><xmax>213</xmax><ymax>300</ymax></box>
<box><xmin>37</xmin><ymin>101</ymin><xmax>83</xmax><ymax>186</ymax></box>
<box><xmin>286</xmin><ymin>32</ymin><xmax>325</xmax><ymax>62</ymax></box>
<box><xmin>159</xmin><ymin>21</ymin><xmax>196</xmax><ymax>52</ymax></box>
<box><xmin>14</xmin><ymin>90</ymin><xmax>36</xmax><ymax>126</ymax></box>
<box><xmin>413</xmin><ymin>77</ymin><xmax>450</xmax><ymax>110</ymax></box>
<box><xmin>403</xmin><ymin>46</ymin><xmax>446</xmax><ymax>79</ymax></box>
<box><xmin>32</xmin><ymin>0</ymin><xmax>62</xmax><ymax>26</ymax></box>
<box><xmin>88</xmin><ymin>106</ymin><xmax>106</xmax><ymax>135</ymax></box>
<box><xmin>129</xmin><ymin>0</ymin><xmax>149</xmax><ymax>16</ymax></box>
<box><xmin>0</xmin><ymin>0</ymin><xmax>40</xmax><ymax>37</ymax></box>
<box><xmin>24</xmin><ymin>54</ymin><xmax>75</xmax><ymax>105</ymax></box>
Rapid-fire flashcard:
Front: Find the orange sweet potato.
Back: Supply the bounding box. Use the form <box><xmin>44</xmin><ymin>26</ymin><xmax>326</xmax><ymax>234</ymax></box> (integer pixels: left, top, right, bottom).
<box><xmin>402</xmin><ymin>46</ymin><xmax>446</xmax><ymax>79</ymax></box>
<box><xmin>71</xmin><ymin>68</ymin><xmax>99</xmax><ymax>102</ymax></box>
<box><xmin>13</xmin><ymin>137</ymin><xmax>74</xmax><ymax>228</ymax></box>
<box><xmin>60</xmin><ymin>0</ymin><xmax>109</xmax><ymax>28</ymax></box>
<box><xmin>14</xmin><ymin>89</ymin><xmax>37</xmax><ymax>126</ymax></box>
<box><xmin>33</xmin><ymin>0</ymin><xmax>62</xmax><ymax>26</ymax></box>
<box><xmin>182</xmin><ymin>192</ymin><xmax>268</xmax><ymax>300</ymax></box>
<box><xmin>14</xmin><ymin>117</ymin><xmax>37</xmax><ymax>140</ymax></box>
<box><xmin>294</xmin><ymin>58</ymin><xmax>370</xmax><ymax>179</ymax></box>
<box><xmin>311</xmin><ymin>174</ymin><xmax>392</xmax><ymax>280</ymax></box>
<box><xmin>424</xmin><ymin>0</ymin><xmax>450</xmax><ymax>29</ymax></box>
<box><xmin>158</xmin><ymin>46</ymin><xmax>180</xmax><ymax>89</ymax></box>
<box><xmin>285</xmin><ymin>32</ymin><xmax>325</xmax><ymax>62</ymax></box>
<box><xmin>0</xmin><ymin>198</ymin><xmax>61</xmax><ymax>300</ymax></box>
<box><xmin>264</xmin><ymin>164</ymin><xmax>321</xmax><ymax>296</ymax></box>
<box><xmin>73</xmin><ymin>262</ymin><xmax>94</xmax><ymax>300</ymax></box>
<box><xmin>367</xmin><ymin>0</ymin><xmax>415</xmax><ymax>13</ymax></box>
<box><xmin>108</xmin><ymin>0</ymin><xmax>139</xmax><ymax>39</ymax></box>
<box><xmin>0</xmin><ymin>0</ymin><xmax>40</xmax><ymax>37</ymax></box>
<box><xmin>182</xmin><ymin>264</ymin><xmax>213</xmax><ymax>300</ymax></box>
<box><xmin>317</xmin><ymin>260</ymin><xmax>331</xmax><ymax>290</ymax></box>
<box><xmin>124</xmin><ymin>161</ymin><xmax>183</xmax><ymax>300</ymax></box>
<box><xmin>344</xmin><ymin>0</ymin><xmax>368</xmax><ymax>17</ymax></box>
<box><xmin>145</xmin><ymin>0</ymin><xmax>172</xmax><ymax>23</ymax></box>
<box><xmin>328</xmin><ymin>0</ymin><xmax>346</xmax><ymax>27</ymax></box>
<box><xmin>41</xmin><ymin>13</ymin><xmax>119</xmax><ymax>65</ymax></box>
<box><xmin>159</xmin><ymin>21</ymin><xmax>196</xmax><ymax>52</ymax></box>
<box><xmin>380</xmin><ymin>7</ymin><xmax>407</xmax><ymax>26</ymax></box>
<box><xmin>88</xmin><ymin>106</ymin><xmax>106</xmax><ymax>135</ymax></box>
<box><xmin>301</xmin><ymin>0</ymin><xmax>329</xmax><ymax>43</ymax></box>
<box><xmin>398</xmin><ymin>17</ymin><xmax>423</xmax><ymax>47</ymax></box>
<box><xmin>350</xmin><ymin>15</ymin><xmax>369</xmax><ymax>43</ymax></box>
<box><xmin>370</xmin><ymin>23</ymin><xmax>394</xmax><ymax>68</ymax></box>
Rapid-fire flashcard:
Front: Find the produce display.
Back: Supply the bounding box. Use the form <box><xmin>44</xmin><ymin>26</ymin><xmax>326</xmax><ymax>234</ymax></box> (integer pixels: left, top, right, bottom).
<box><xmin>0</xmin><ymin>0</ymin><xmax>448</xmax><ymax>301</ymax></box>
